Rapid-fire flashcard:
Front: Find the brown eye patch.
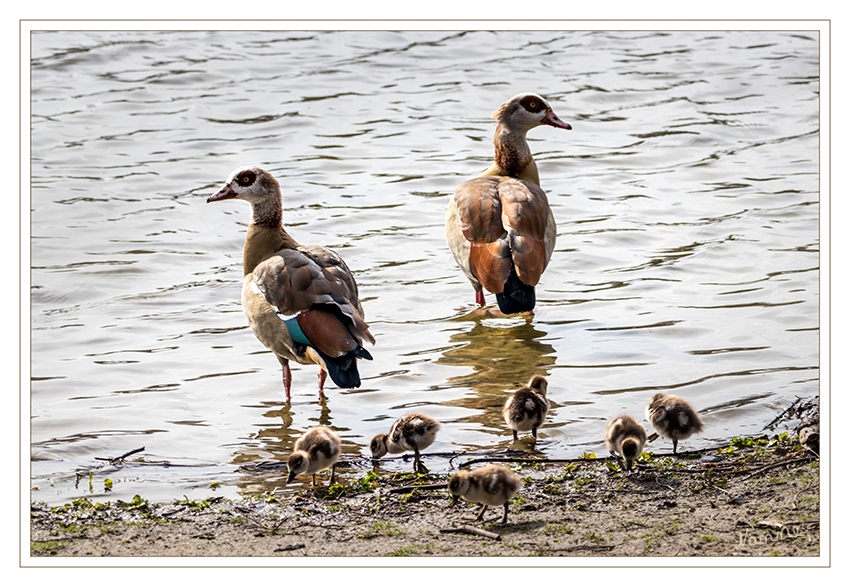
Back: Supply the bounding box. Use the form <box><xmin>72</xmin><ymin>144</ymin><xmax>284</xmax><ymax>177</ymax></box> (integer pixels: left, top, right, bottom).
<box><xmin>237</xmin><ymin>169</ymin><xmax>256</xmax><ymax>186</ymax></box>
<box><xmin>520</xmin><ymin>95</ymin><xmax>546</xmax><ymax>113</ymax></box>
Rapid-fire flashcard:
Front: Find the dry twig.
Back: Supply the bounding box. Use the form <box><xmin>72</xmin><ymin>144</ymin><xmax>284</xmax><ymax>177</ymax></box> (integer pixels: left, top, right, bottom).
<box><xmin>388</xmin><ymin>483</ymin><xmax>448</xmax><ymax>494</ymax></box>
<box><xmin>739</xmin><ymin>456</ymin><xmax>813</xmax><ymax>480</ymax></box>
<box><xmin>440</xmin><ymin>525</ymin><xmax>501</xmax><ymax>541</ymax></box>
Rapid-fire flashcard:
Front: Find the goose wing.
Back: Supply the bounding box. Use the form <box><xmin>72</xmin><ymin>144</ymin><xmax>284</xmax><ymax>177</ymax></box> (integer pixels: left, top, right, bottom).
<box><xmin>452</xmin><ymin>176</ymin><xmax>554</xmax><ymax>293</ymax></box>
<box><xmin>251</xmin><ymin>246</ymin><xmax>375</xmax><ymax>357</ymax></box>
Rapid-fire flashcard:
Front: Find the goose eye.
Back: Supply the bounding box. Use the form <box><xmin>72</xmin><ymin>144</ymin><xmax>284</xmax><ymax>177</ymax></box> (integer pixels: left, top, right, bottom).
<box><xmin>236</xmin><ymin>169</ymin><xmax>256</xmax><ymax>186</ymax></box>
<box><xmin>520</xmin><ymin>95</ymin><xmax>545</xmax><ymax>113</ymax></box>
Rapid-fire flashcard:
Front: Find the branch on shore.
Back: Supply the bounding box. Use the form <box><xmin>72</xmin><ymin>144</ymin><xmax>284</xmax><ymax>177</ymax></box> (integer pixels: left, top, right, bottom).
<box><xmin>739</xmin><ymin>456</ymin><xmax>815</xmax><ymax>480</ymax></box>
<box><xmin>440</xmin><ymin>525</ymin><xmax>501</xmax><ymax>541</ymax></box>
<box><xmin>388</xmin><ymin>483</ymin><xmax>448</xmax><ymax>494</ymax></box>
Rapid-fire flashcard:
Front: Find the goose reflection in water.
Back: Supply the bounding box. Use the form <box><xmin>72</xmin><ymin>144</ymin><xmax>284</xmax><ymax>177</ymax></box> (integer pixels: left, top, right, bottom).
<box><xmin>436</xmin><ymin>318</ymin><xmax>559</xmax><ymax>440</ymax></box>
<box><xmin>231</xmin><ymin>396</ymin><xmax>344</xmax><ymax>495</ymax></box>
<box><xmin>255</xmin><ymin>395</ymin><xmax>334</xmax><ymax>452</ymax></box>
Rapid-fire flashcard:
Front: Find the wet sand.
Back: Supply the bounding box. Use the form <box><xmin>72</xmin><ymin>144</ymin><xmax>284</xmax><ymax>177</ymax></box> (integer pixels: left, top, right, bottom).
<box><xmin>30</xmin><ymin>428</ymin><xmax>820</xmax><ymax>559</ymax></box>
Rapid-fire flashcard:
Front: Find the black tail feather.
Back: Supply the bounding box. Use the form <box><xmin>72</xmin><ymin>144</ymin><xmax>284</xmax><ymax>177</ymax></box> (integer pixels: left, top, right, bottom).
<box><xmin>496</xmin><ymin>268</ymin><xmax>536</xmax><ymax>314</ymax></box>
<box><xmin>317</xmin><ymin>346</ymin><xmax>373</xmax><ymax>389</ymax></box>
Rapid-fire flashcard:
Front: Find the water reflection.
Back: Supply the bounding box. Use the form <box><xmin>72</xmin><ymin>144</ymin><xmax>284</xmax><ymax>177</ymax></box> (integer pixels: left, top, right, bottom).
<box><xmin>231</xmin><ymin>397</ymin><xmax>344</xmax><ymax>495</ymax></box>
<box><xmin>437</xmin><ymin>317</ymin><xmax>557</xmax><ymax>434</ymax></box>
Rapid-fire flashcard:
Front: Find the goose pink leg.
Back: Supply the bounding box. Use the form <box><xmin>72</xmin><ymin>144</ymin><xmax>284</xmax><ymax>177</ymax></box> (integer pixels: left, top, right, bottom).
<box><xmin>281</xmin><ymin>363</ymin><xmax>292</xmax><ymax>402</ymax></box>
<box><xmin>318</xmin><ymin>368</ymin><xmax>327</xmax><ymax>394</ymax></box>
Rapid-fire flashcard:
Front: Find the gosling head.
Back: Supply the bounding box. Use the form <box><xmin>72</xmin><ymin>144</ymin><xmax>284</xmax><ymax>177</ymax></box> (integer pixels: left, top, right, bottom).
<box><xmin>370</xmin><ymin>433</ymin><xmax>389</xmax><ymax>460</ymax></box>
<box><xmin>621</xmin><ymin>438</ymin><xmax>642</xmax><ymax>472</ymax></box>
<box><xmin>448</xmin><ymin>470</ymin><xmax>472</xmax><ymax>507</ymax></box>
<box><xmin>286</xmin><ymin>452</ymin><xmax>308</xmax><ymax>483</ymax></box>
<box><xmin>527</xmin><ymin>375</ymin><xmax>548</xmax><ymax>397</ymax></box>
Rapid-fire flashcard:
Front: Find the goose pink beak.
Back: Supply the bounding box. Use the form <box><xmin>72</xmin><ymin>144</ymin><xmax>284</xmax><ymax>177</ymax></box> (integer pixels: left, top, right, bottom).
<box><xmin>542</xmin><ymin>109</ymin><xmax>571</xmax><ymax>130</ymax></box>
<box><xmin>207</xmin><ymin>184</ymin><xmax>236</xmax><ymax>203</ymax></box>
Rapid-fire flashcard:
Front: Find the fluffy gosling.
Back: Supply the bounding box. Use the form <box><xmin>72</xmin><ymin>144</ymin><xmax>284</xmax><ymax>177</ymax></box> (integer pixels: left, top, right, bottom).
<box><xmin>605</xmin><ymin>414</ymin><xmax>646</xmax><ymax>472</ymax></box>
<box><xmin>370</xmin><ymin>412</ymin><xmax>441</xmax><ymax>474</ymax></box>
<box><xmin>645</xmin><ymin>393</ymin><xmax>704</xmax><ymax>454</ymax></box>
<box><xmin>502</xmin><ymin>375</ymin><xmax>549</xmax><ymax>441</ymax></box>
<box><xmin>448</xmin><ymin>464</ymin><xmax>522</xmax><ymax>525</ymax></box>
<box><xmin>286</xmin><ymin>426</ymin><xmax>341</xmax><ymax>486</ymax></box>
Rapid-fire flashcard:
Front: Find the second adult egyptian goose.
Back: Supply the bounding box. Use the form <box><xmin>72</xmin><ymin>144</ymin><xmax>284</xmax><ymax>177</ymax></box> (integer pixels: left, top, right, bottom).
<box><xmin>446</xmin><ymin>93</ymin><xmax>571</xmax><ymax>314</ymax></box>
<box><xmin>208</xmin><ymin>166</ymin><xmax>375</xmax><ymax>401</ymax></box>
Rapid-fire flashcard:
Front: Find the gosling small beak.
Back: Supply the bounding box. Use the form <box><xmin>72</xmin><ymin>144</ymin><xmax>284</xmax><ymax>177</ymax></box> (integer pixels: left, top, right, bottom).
<box><xmin>449</xmin><ymin>494</ymin><xmax>460</xmax><ymax>508</ymax></box>
<box><xmin>286</xmin><ymin>470</ymin><xmax>297</xmax><ymax>484</ymax></box>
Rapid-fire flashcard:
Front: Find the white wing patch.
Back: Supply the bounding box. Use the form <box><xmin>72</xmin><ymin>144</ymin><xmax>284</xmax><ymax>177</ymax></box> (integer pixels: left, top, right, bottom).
<box><xmin>252</xmin><ymin>278</ymin><xmax>303</xmax><ymax>320</ymax></box>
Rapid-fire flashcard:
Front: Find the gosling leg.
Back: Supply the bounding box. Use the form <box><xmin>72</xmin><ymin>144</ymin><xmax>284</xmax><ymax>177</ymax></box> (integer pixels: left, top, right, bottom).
<box><xmin>414</xmin><ymin>447</ymin><xmax>428</xmax><ymax>474</ymax></box>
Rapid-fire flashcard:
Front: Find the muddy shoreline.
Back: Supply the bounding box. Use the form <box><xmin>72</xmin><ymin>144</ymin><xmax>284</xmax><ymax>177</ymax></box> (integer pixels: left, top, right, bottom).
<box><xmin>31</xmin><ymin>422</ymin><xmax>820</xmax><ymax>560</ymax></box>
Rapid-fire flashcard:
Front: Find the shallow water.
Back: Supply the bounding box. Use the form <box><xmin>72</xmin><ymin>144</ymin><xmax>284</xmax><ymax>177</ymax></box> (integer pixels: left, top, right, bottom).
<box><xmin>29</xmin><ymin>29</ymin><xmax>820</xmax><ymax>506</ymax></box>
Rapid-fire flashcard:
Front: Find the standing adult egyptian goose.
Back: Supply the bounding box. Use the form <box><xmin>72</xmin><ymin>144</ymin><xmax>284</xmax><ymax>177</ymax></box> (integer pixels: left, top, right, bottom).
<box><xmin>448</xmin><ymin>464</ymin><xmax>522</xmax><ymax>525</ymax></box>
<box><xmin>645</xmin><ymin>393</ymin><xmax>704</xmax><ymax>454</ymax></box>
<box><xmin>604</xmin><ymin>414</ymin><xmax>646</xmax><ymax>472</ymax></box>
<box><xmin>446</xmin><ymin>93</ymin><xmax>571</xmax><ymax>314</ymax></box>
<box><xmin>370</xmin><ymin>412</ymin><xmax>441</xmax><ymax>474</ymax></box>
<box><xmin>502</xmin><ymin>375</ymin><xmax>549</xmax><ymax>441</ymax></box>
<box><xmin>286</xmin><ymin>426</ymin><xmax>341</xmax><ymax>486</ymax></box>
<box><xmin>208</xmin><ymin>166</ymin><xmax>375</xmax><ymax>401</ymax></box>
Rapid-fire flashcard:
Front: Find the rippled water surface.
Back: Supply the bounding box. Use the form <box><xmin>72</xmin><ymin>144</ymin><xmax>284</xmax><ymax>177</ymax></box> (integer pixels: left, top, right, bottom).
<box><xmin>29</xmin><ymin>29</ymin><xmax>820</xmax><ymax>506</ymax></box>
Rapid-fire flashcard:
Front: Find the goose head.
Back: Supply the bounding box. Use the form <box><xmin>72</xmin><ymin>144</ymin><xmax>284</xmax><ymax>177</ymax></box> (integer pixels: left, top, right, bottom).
<box><xmin>208</xmin><ymin>165</ymin><xmax>283</xmax><ymax>226</ymax></box>
<box><xmin>208</xmin><ymin>165</ymin><xmax>278</xmax><ymax>203</ymax></box>
<box><xmin>492</xmin><ymin>93</ymin><xmax>572</xmax><ymax>133</ymax></box>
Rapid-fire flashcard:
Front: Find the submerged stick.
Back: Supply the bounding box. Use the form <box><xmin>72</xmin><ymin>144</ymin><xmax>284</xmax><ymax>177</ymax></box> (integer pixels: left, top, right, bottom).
<box><xmin>763</xmin><ymin>396</ymin><xmax>804</xmax><ymax>430</ymax></box>
<box><xmin>458</xmin><ymin>455</ymin><xmax>605</xmax><ymax>468</ymax></box>
<box><xmin>95</xmin><ymin>446</ymin><xmax>145</xmax><ymax>464</ymax></box>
